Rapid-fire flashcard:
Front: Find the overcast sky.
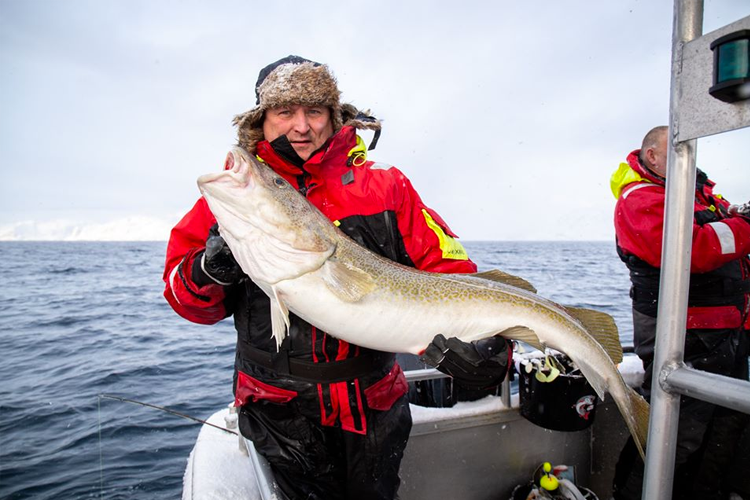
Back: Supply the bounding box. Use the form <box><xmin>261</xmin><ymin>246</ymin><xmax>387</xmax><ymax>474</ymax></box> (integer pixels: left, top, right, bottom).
<box><xmin>1</xmin><ymin>0</ymin><xmax>748</xmax><ymax>241</ymax></box>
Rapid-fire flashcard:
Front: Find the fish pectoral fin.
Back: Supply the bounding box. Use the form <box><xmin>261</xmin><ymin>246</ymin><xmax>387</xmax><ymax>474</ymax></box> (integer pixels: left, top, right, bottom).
<box><xmin>269</xmin><ymin>287</ymin><xmax>290</xmax><ymax>351</ymax></box>
<box><xmin>469</xmin><ymin>269</ymin><xmax>537</xmax><ymax>293</ymax></box>
<box><xmin>564</xmin><ymin>306</ymin><xmax>623</xmax><ymax>364</ymax></box>
<box><xmin>498</xmin><ymin>326</ymin><xmax>545</xmax><ymax>352</ymax></box>
<box><xmin>321</xmin><ymin>259</ymin><xmax>376</xmax><ymax>303</ymax></box>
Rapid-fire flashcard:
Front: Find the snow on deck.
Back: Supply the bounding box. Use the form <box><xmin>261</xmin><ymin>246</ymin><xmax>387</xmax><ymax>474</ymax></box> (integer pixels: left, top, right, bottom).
<box><xmin>618</xmin><ymin>353</ymin><xmax>645</xmax><ymax>388</ymax></box>
<box><xmin>410</xmin><ymin>391</ymin><xmax>512</xmax><ymax>424</ymax></box>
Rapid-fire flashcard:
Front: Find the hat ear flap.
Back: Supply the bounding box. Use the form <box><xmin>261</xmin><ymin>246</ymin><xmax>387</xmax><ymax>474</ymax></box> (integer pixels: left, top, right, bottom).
<box><xmin>232</xmin><ymin>110</ymin><xmax>253</xmax><ymax>129</ymax></box>
<box><xmin>233</xmin><ymin>111</ymin><xmax>265</xmax><ymax>154</ymax></box>
<box><xmin>340</xmin><ymin>103</ymin><xmax>358</xmax><ymax>126</ymax></box>
<box><xmin>342</xmin><ymin>104</ymin><xmax>382</xmax><ymax>132</ymax></box>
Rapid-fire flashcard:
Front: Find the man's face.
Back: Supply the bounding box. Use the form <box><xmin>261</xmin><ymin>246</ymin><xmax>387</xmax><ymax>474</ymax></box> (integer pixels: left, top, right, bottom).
<box><xmin>647</xmin><ymin>133</ymin><xmax>669</xmax><ymax>177</ymax></box>
<box><xmin>263</xmin><ymin>105</ymin><xmax>334</xmax><ymax>161</ymax></box>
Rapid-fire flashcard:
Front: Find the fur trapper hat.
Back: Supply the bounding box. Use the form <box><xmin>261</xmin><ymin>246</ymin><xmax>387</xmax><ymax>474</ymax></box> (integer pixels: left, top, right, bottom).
<box><xmin>233</xmin><ymin>55</ymin><xmax>382</xmax><ymax>154</ymax></box>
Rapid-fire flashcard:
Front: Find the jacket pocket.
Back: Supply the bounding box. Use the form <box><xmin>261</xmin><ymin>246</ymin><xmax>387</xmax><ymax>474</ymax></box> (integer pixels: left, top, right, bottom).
<box><xmin>364</xmin><ymin>363</ymin><xmax>408</xmax><ymax>411</ymax></box>
<box><xmin>687</xmin><ymin>305</ymin><xmax>742</xmax><ymax>329</ymax></box>
<box><xmin>235</xmin><ymin>370</ymin><xmax>298</xmax><ymax>406</ymax></box>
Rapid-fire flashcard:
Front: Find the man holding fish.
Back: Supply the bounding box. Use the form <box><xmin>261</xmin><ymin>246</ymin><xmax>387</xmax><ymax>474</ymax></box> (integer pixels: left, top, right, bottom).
<box><xmin>163</xmin><ymin>55</ymin><xmax>511</xmax><ymax>500</ymax></box>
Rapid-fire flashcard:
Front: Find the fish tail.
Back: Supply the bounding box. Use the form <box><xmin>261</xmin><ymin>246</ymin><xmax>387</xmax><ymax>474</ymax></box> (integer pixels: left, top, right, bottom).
<box><xmin>626</xmin><ymin>385</ymin><xmax>650</xmax><ymax>461</ymax></box>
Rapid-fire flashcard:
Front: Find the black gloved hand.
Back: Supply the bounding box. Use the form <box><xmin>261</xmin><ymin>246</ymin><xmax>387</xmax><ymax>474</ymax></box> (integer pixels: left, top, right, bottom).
<box><xmin>192</xmin><ymin>224</ymin><xmax>244</xmax><ymax>286</ymax></box>
<box><xmin>421</xmin><ymin>334</ymin><xmax>511</xmax><ymax>390</ymax></box>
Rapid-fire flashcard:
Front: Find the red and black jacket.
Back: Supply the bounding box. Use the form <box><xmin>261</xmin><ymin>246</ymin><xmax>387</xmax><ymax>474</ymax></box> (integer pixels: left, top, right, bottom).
<box><xmin>612</xmin><ymin>149</ymin><xmax>750</xmax><ymax>330</ymax></box>
<box><xmin>163</xmin><ymin>126</ymin><xmax>477</xmax><ymax>434</ymax></box>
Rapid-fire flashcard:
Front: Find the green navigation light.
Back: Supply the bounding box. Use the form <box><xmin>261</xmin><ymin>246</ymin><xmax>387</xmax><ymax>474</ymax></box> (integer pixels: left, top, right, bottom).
<box><xmin>709</xmin><ymin>29</ymin><xmax>750</xmax><ymax>103</ymax></box>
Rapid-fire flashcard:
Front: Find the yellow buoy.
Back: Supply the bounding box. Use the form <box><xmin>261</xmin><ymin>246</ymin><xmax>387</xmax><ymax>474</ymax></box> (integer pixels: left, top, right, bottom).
<box><xmin>539</xmin><ymin>462</ymin><xmax>559</xmax><ymax>491</ymax></box>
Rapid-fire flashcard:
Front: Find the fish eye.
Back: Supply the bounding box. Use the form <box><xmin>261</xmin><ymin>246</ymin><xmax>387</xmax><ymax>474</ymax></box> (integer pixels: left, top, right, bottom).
<box><xmin>274</xmin><ymin>177</ymin><xmax>286</xmax><ymax>188</ymax></box>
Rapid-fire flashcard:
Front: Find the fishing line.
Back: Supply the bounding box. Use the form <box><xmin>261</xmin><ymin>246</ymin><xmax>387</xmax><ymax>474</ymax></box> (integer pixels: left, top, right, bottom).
<box><xmin>97</xmin><ymin>397</ymin><xmax>104</xmax><ymax>499</ymax></box>
<box><xmin>96</xmin><ymin>395</ymin><xmax>237</xmax><ymax>498</ymax></box>
<box><xmin>98</xmin><ymin>394</ymin><xmax>239</xmax><ymax>435</ymax></box>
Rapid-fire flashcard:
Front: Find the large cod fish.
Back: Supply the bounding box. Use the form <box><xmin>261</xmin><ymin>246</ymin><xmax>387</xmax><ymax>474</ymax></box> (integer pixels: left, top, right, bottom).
<box><xmin>198</xmin><ymin>147</ymin><xmax>650</xmax><ymax>459</ymax></box>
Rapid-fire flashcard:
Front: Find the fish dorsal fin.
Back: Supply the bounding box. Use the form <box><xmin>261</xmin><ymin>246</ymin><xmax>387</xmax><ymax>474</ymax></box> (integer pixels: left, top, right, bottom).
<box><xmin>499</xmin><ymin>326</ymin><xmax>545</xmax><ymax>352</ymax></box>
<box><xmin>470</xmin><ymin>269</ymin><xmax>537</xmax><ymax>293</ymax></box>
<box><xmin>321</xmin><ymin>258</ymin><xmax>376</xmax><ymax>303</ymax></box>
<box><xmin>564</xmin><ymin>306</ymin><xmax>623</xmax><ymax>364</ymax></box>
<box><xmin>269</xmin><ymin>286</ymin><xmax>290</xmax><ymax>351</ymax></box>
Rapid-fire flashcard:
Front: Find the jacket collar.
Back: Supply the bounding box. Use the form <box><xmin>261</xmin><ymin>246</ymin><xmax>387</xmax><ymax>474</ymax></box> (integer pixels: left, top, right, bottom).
<box><xmin>255</xmin><ymin>126</ymin><xmax>358</xmax><ymax>183</ymax></box>
<box><xmin>610</xmin><ymin>149</ymin><xmax>664</xmax><ymax>199</ymax></box>
<box><xmin>627</xmin><ymin>149</ymin><xmax>665</xmax><ymax>185</ymax></box>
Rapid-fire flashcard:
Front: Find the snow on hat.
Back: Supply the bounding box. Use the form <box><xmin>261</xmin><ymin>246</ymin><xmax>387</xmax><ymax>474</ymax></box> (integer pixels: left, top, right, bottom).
<box><xmin>233</xmin><ymin>55</ymin><xmax>381</xmax><ymax>154</ymax></box>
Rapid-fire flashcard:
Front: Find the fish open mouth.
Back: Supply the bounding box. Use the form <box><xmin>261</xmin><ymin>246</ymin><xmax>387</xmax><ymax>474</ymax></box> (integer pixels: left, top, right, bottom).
<box><xmin>224</xmin><ymin>151</ymin><xmax>235</xmax><ymax>171</ymax></box>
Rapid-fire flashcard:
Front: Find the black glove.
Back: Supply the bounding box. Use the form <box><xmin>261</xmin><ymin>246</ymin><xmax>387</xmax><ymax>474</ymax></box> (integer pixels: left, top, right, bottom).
<box><xmin>192</xmin><ymin>224</ymin><xmax>244</xmax><ymax>286</ymax></box>
<box><xmin>421</xmin><ymin>334</ymin><xmax>511</xmax><ymax>390</ymax></box>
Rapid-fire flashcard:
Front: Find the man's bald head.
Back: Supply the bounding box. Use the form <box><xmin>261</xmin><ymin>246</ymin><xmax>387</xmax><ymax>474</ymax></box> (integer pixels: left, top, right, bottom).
<box><xmin>639</xmin><ymin>126</ymin><xmax>669</xmax><ymax>178</ymax></box>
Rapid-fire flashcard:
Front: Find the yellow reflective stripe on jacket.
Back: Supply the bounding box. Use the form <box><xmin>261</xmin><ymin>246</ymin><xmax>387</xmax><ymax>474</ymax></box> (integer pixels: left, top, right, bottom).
<box><xmin>610</xmin><ymin>162</ymin><xmax>646</xmax><ymax>199</ymax></box>
<box><xmin>421</xmin><ymin>209</ymin><xmax>469</xmax><ymax>260</ymax></box>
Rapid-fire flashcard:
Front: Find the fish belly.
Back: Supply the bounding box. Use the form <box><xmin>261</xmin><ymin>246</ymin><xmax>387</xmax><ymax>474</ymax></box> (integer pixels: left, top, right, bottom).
<box><xmin>273</xmin><ymin>273</ymin><xmax>530</xmax><ymax>354</ymax></box>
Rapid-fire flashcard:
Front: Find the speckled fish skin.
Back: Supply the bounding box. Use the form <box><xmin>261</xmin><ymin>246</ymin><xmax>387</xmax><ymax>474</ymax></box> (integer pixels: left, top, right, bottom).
<box><xmin>198</xmin><ymin>147</ymin><xmax>650</xmax><ymax>459</ymax></box>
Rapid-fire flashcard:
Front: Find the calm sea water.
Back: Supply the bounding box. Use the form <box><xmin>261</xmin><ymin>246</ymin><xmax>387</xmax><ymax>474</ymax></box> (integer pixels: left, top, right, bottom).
<box><xmin>0</xmin><ymin>241</ymin><xmax>633</xmax><ymax>499</ymax></box>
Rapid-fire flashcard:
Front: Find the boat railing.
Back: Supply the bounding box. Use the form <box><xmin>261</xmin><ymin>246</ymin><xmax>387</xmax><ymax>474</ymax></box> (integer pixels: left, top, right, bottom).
<box><xmin>644</xmin><ymin>2</ymin><xmax>750</xmax><ymax>498</ymax></box>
